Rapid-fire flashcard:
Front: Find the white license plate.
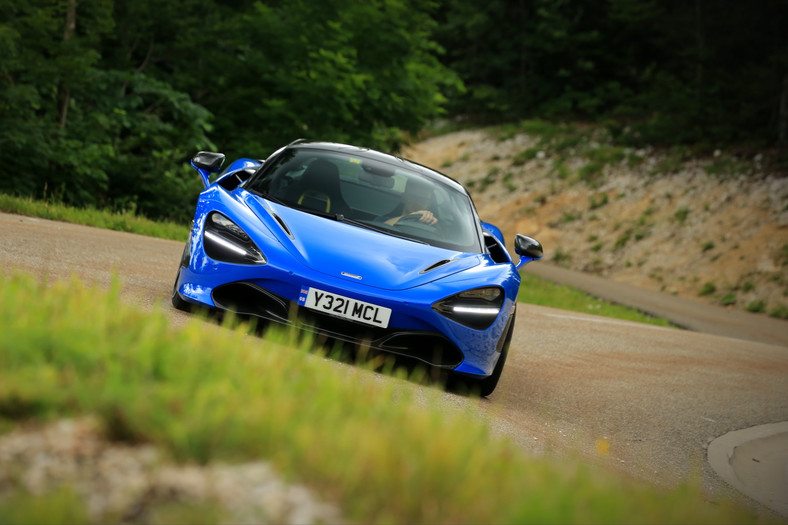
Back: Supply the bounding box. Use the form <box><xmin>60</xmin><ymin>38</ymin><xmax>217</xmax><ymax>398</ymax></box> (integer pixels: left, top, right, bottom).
<box><xmin>298</xmin><ymin>287</ymin><xmax>391</xmax><ymax>328</ymax></box>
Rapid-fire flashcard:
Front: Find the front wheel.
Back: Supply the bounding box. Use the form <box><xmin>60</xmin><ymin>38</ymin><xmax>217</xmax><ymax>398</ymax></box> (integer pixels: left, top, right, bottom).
<box><xmin>171</xmin><ymin>244</ymin><xmax>192</xmax><ymax>312</ymax></box>
<box><xmin>467</xmin><ymin>313</ymin><xmax>515</xmax><ymax>397</ymax></box>
<box><xmin>171</xmin><ymin>266</ymin><xmax>192</xmax><ymax>312</ymax></box>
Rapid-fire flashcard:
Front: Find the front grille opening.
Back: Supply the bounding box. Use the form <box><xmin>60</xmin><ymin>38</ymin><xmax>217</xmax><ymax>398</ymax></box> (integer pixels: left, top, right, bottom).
<box><xmin>212</xmin><ymin>282</ymin><xmax>290</xmax><ymax>322</ymax></box>
<box><xmin>289</xmin><ymin>306</ymin><xmax>463</xmax><ymax>368</ymax></box>
<box><xmin>378</xmin><ymin>333</ymin><xmax>463</xmax><ymax>368</ymax></box>
<box><xmin>210</xmin><ymin>281</ymin><xmax>464</xmax><ymax>370</ymax></box>
<box><xmin>295</xmin><ymin>308</ymin><xmax>387</xmax><ymax>341</ymax></box>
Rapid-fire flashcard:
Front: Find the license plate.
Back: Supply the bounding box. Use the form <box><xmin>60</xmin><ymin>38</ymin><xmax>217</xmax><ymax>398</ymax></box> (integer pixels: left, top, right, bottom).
<box><xmin>298</xmin><ymin>287</ymin><xmax>391</xmax><ymax>328</ymax></box>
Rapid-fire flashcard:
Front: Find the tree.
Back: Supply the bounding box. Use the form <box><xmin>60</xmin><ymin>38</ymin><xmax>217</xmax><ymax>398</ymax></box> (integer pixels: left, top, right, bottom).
<box><xmin>434</xmin><ymin>0</ymin><xmax>788</xmax><ymax>148</ymax></box>
<box><xmin>1</xmin><ymin>0</ymin><xmax>461</xmax><ymax>220</ymax></box>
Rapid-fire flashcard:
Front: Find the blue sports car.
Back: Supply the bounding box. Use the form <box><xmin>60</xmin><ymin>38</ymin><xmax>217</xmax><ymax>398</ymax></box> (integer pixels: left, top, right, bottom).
<box><xmin>172</xmin><ymin>140</ymin><xmax>543</xmax><ymax>396</ymax></box>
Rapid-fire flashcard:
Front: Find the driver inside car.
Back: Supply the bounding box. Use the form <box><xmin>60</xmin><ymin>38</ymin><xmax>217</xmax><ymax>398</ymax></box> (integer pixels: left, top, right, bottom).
<box><xmin>384</xmin><ymin>178</ymin><xmax>438</xmax><ymax>226</ymax></box>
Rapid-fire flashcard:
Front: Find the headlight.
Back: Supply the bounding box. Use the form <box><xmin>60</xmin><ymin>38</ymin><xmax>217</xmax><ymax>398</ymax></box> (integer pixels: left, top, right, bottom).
<box><xmin>432</xmin><ymin>287</ymin><xmax>504</xmax><ymax>330</ymax></box>
<box><xmin>203</xmin><ymin>212</ymin><xmax>266</xmax><ymax>265</ymax></box>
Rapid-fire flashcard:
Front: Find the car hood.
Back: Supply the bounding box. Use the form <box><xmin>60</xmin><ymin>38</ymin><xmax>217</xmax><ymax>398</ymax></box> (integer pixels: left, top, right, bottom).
<box><xmin>244</xmin><ymin>194</ymin><xmax>482</xmax><ymax>290</ymax></box>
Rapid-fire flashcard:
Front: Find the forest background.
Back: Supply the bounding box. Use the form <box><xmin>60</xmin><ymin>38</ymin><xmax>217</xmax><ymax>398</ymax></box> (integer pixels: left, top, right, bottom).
<box><xmin>1</xmin><ymin>0</ymin><xmax>786</xmax><ymax>223</ymax></box>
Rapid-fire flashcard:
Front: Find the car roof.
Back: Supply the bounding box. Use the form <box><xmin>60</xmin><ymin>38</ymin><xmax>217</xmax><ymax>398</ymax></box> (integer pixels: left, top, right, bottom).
<box><xmin>287</xmin><ymin>140</ymin><xmax>468</xmax><ymax>195</ymax></box>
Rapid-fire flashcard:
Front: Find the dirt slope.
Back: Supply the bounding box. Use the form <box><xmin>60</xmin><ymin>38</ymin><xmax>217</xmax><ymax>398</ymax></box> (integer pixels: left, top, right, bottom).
<box><xmin>403</xmin><ymin>129</ymin><xmax>788</xmax><ymax>317</ymax></box>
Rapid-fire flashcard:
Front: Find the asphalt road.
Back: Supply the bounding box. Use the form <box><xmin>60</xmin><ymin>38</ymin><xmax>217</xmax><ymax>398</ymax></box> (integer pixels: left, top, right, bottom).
<box><xmin>2</xmin><ymin>212</ymin><xmax>787</xmax><ymax>519</ymax></box>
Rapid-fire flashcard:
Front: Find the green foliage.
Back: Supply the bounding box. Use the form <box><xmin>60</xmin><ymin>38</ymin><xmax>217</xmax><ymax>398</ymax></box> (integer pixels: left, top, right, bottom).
<box><xmin>698</xmin><ymin>282</ymin><xmax>717</xmax><ymax>296</ymax></box>
<box><xmin>719</xmin><ymin>293</ymin><xmax>736</xmax><ymax>306</ymax></box>
<box><xmin>651</xmin><ymin>149</ymin><xmax>691</xmax><ymax>175</ymax></box>
<box><xmin>435</xmin><ymin>0</ymin><xmax>788</xmax><ymax>148</ymax></box>
<box><xmin>0</xmin><ymin>487</ymin><xmax>89</xmax><ymax>525</ymax></box>
<box><xmin>550</xmin><ymin>159</ymin><xmax>572</xmax><ymax>180</ymax></box>
<box><xmin>585</xmin><ymin>146</ymin><xmax>626</xmax><ymax>165</ymax></box>
<box><xmin>4</xmin><ymin>0</ymin><xmax>786</xmax><ymax>225</ymax></box>
<box><xmin>614</xmin><ymin>231</ymin><xmax>631</xmax><ymax>250</ymax></box>
<box><xmin>746</xmin><ymin>300</ymin><xmax>766</xmax><ymax>313</ymax></box>
<box><xmin>769</xmin><ymin>305</ymin><xmax>788</xmax><ymax>319</ymax></box>
<box><xmin>552</xmin><ymin>247</ymin><xmax>572</xmax><ymax>266</ymax></box>
<box><xmin>1</xmin><ymin>0</ymin><xmax>458</xmax><ymax>222</ymax></box>
<box><xmin>578</xmin><ymin>162</ymin><xmax>605</xmax><ymax>186</ymax></box>
<box><xmin>705</xmin><ymin>154</ymin><xmax>751</xmax><ymax>178</ymax></box>
<box><xmin>561</xmin><ymin>211</ymin><xmax>578</xmax><ymax>223</ymax></box>
<box><xmin>674</xmin><ymin>207</ymin><xmax>690</xmax><ymax>224</ymax></box>
<box><xmin>501</xmin><ymin>121</ymin><xmax>640</xmax><ymax>188</ymax></box>
<box><xmin>512</xmin><ymin>147</ymin><xmax>540</xmax><ymax>165</ymax></box>
<box><xmin>150</xmin><ymin>0</ymin><xmax>459</xmax><ymax>155</ymax></box>
<box><xmin>477</xmin><ymin>166</ymin><xmax>500</xmax><ymax>192</ymax></box>
<box><xmin>0</xmin><ymin>1</ymin><xmax>213</xmax><ymax>222</ymax></box>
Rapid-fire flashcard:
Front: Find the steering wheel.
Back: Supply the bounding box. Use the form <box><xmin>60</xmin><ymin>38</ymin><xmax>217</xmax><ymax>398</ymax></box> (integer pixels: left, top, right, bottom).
<box><xmin>394</xmin><ymin>214</ymin><xmax>440</xmax><ymax>239</ymax></box>
<box><xmin>397</xmin><ymin>212</ymin><xmax>436</xmax><ymax>225</ymax></box>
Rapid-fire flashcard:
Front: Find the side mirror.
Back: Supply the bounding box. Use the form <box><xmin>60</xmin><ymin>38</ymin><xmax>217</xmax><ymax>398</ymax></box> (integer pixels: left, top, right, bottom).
<box><xmin>191</xmin><ymin>151</ymin><xmax>226</xmax><ymax>188</ymax></box>
<box><xmin>192</xmin><ymin>151</ymin><xmax>226</xmax><ymax>172</ymax></box>
<box><xmin>514</xmin><ymin>234</ymin><xmax>543</xmax><ymax>269</ymax></box>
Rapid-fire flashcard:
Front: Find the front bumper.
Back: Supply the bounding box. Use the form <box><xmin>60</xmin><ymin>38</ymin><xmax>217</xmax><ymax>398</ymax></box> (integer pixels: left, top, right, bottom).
<box><xmin>175</xmin><ymin>257</ymin><xmax>515</xmax><ymax>377</ymax></box>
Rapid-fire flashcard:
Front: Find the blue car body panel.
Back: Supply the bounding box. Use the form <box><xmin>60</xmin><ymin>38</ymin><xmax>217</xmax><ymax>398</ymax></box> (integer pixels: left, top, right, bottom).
<box><xmin>174</xmin><ymin>142</ymin><xmax>539</xmax><ymax>385</ymax></box>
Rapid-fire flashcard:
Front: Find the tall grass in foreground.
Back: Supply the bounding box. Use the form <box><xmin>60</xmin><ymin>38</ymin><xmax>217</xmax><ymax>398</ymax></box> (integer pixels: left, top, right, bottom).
<box><xmin>0</xmin><ymin>273</ymin><xmax>757</xmax><ymax>524</ymax></box>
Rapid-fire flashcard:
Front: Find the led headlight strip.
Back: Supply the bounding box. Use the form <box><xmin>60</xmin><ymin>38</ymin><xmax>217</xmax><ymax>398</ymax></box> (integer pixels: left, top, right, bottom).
<box><xmin>432</xmin><ymin>286</ymin><xmax>504</xmax><ymax>330</ymax></box>
<box><xmin>203</xmin><ymin>212</ymin><xmax>266</xmax><ymax>265</ymax></box>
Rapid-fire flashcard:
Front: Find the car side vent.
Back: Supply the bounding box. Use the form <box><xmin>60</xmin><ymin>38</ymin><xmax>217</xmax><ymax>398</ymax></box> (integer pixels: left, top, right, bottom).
<box><xmin>272</xmin><ymin>213</ymin><xmax>294</xmax><ymax>239</ymax></box>
<box><xmin>420</xmin><ymin>259</ymin><xmax>451</xmax><ymax>274</ymax></box>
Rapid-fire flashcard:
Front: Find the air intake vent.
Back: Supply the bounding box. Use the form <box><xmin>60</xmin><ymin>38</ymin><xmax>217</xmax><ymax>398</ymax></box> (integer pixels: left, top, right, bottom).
<box><xmin>420</xmin><ymin>259</ymin><xmax>451</xmax><ymax>274</ymax></box>
<box><xmin>272</xmin><ymin>213</ymin><xmax>293</xmax><ymax>238</ymax></box>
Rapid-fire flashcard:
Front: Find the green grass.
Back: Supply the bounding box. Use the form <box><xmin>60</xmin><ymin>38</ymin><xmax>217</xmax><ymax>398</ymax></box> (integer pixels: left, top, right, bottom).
<box><xmin>0</xmin><ymin>488</ymin><xmax>89</xmax><ymax>525</ymax></box>
<box><xmin>0</xmin><ymin>193</ymin><xmax>188</xmax><ymax>241</ymax></box>
<box><xmin>0</xmin><ymin>273</ymin><xmax>753</xmax><ymax>524</ymax></box>
<box><xmin>518</xmin><ymin>273</ymin><xmax>675</xmax><ymax>328</ymax></box>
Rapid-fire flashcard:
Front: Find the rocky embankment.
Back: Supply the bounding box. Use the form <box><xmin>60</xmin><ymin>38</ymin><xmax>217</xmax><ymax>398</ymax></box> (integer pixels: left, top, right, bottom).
<box><xmin>0</xmin><ymin>418</ymin><xmax>342</xmax><ymax>524</ymax></box>
<box><xmin>404</xmin><ymin>129</ymin><xmax>788</xmax><ymax>317</ymax></box>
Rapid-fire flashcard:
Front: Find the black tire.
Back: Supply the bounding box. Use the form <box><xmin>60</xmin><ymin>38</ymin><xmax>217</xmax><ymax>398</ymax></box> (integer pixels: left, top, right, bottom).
<box><xmin>171</xmin><ymin>245</ymin><xmax>192</xmax><ymax>312</ymax></box>
<box><xmin>473</xmin><ymin>313</ymin><xmax>516</xmax><ymax>397</ymax></box>
<box><xmin>171</xmin><ymin>267</ymin><xmax>192</xmax><ymax>312</ymax></box>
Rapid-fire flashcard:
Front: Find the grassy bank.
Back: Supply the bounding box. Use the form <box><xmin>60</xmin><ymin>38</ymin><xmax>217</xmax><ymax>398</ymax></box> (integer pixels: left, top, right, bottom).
<box><xmin>519</xmin><ymin>273</ymin><xmax>675</xmax><ymax>327</ymax></box>
<box><xmin>0</xmin><ymin>273</ymin><xmax>756</xmax><ymax>524</ymax></box>
<box><xmin>0</xmin><ymin>193</ymin><xmax>187</xmax><ymax>242</ymax></box>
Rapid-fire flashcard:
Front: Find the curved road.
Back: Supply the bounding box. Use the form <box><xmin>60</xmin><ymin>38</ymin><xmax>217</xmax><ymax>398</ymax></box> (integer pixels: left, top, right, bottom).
<box><xmin>2</xmin><ymin>212</ymin><xmax>787</xmax><ymax>518</ymax></box>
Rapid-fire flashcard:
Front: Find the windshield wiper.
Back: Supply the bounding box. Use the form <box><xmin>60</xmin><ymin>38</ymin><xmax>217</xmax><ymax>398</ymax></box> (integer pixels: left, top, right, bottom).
<box><xmin>269</xmin><ymin>204</ymin><xmax>429</xmax><ymax>245</ymax></box>
<box><xmin>260</xmin><ymin>192</ymin><xmax>286</xmax><ymax>206</ymax></box>
<box><xmin>335</xmin><ymin>214</ymin><xmax>428</xmax><ymax>245</ymax></box>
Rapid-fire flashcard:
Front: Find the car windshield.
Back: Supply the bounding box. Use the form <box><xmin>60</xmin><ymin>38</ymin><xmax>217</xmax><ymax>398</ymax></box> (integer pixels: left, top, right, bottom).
<box><xmin>246</xmin><ymin>148</ymin><xmax>482</xmax><ymax>252</ymax></box>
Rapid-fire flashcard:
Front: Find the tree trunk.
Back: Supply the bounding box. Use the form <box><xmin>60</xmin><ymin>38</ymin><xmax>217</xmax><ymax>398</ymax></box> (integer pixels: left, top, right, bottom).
<box><xmin>57</xmin><ymin>0</ymin><xmax>77</xmax><ymax>130</ymax></box>
<box><xmin>693</xmin><ymin>0</ymin><xmax>705</xmax><ymax>104</ymax></box>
